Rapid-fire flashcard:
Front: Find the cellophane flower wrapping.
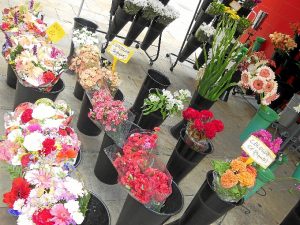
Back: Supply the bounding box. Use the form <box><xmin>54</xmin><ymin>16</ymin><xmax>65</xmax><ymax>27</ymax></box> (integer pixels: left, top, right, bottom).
<box><xmin>212</xmin><ymin>157</ymin><xmax>257</xmax><ymax>202</ymax></box>
<box><xmin>0</xmin><ymin>98</ymin><xmax>80</xmax><ymax>169</ymax></box>
<box><xmin>105</xmin><ymin>131</ymin><xmax>173</xmax><ymax>212</ymax></box>
<box><xmin>2</xmin><ymin>162</ymin><xmax>91</xmax><ymax>225</ymax></box>
<box><xmin>87</xmin><ymin>87</ymin><xmax>135</xmax><ymax>147</ymax></box>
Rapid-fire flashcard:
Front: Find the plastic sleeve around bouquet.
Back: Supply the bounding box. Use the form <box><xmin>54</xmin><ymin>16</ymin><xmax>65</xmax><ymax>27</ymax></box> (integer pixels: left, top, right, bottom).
<box><xmin>104</xmin><ymin>144</ymin><xmax>173</xmax><ymax>212</ymax></box>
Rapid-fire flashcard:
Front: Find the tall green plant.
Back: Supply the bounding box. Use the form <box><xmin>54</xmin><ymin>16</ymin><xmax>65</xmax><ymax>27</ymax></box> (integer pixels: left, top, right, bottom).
<box><xmin>197</xmin><ymin>16</ymin><xmax>248</xmax><ymax>101</ymax></box>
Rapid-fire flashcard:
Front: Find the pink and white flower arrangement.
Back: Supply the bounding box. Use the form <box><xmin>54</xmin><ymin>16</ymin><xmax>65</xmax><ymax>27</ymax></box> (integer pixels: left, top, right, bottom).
<box><xmin>3</xmin><ymin>163</ymin><xmax>90</xmax><ymax>225</ymax></box>
<box><xmin>88</xmin><ymin>88</ymin><xmax>128</xmax><ymax>131</ymax></box>
<box><xmin>14</xmin><ymin>44</ymin><xmax>67</xmax><ymax>91</ymax></box>
<box><xmin>239</xmin><ymin>52</ymin><xmax>279</xmax><ymax>106</ymax></box>
<box><xmin>0</xmin><ymin>99</ymin><xmax>80</xmax><ymax>167</ymax></box>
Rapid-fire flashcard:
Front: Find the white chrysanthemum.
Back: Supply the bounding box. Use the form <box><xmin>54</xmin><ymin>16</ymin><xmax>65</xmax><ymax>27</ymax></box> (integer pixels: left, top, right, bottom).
<box><xmin>32</xmin><ymin>104</ymin><xmax>56</xmax><ymax>120</ymax></box>
<box><xmin>149</xmin><ymin>94</ymin><xmax>160</xmax><ymax>102</ymax></box>
<box><xmin>17</xmin><ymin>215</ymin><xmax>35</xmax><ymax>225</ymax></box>
<box><xmin>42</xmin><ymin>118</ymin><xmax>65</xmax><ymax>128</ymax></box>
<box><xmin>13</xmin><ymin>199</ymin><xmax>25</xmax><ymax>211</ymax></box>
<box><xmin>64</xmin><ymin>177</ymin><xmax>85</xmax><ymax>197</ymax></box>
<box><xmin>64</xmin><ymin>200</ymin><xmax>80</xmax><ymax>213</ymax></box>
<box><xmin>23</xmin><ymin>132</ymin><xmax>45</xmax><ymax>151</ymax></box>
<box><xmin>73</xmin><ymin>212</ymin><xmax>85</xmax><ymax>224</ymax></box>
<box><xmin>7</xmin><ymin>129</ymin><xmax>23</xmax><ymax>142</ymax></box>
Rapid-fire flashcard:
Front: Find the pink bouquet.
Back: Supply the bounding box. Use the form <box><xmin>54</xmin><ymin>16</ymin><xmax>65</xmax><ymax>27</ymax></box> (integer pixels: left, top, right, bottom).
<box><xmin>269</xmin><ymin>32</ymin><xmax>297</xmax><ymax>53</ymax></box>
<box><xmin>251</xmin><ymin>129</ymin><xmax>282</xmax><ymax>154</ymax></box>
<box><xmin>111</xmin><ymin>130</ymin><xmax>173</xmax><ymax>211</ymax></box>
<box><xmin>88</xmin><ymin>88</ymin><xmax>128</xmax><ymax>131</ymax></box>
<box><xmin>239</xmin><ymin>52</ymin><xmax>279</xmax><ymax>105</ymax></box>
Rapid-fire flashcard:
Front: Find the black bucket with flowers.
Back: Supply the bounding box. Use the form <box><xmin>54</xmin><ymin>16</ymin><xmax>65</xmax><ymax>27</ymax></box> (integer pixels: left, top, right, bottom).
<box><xmin>6</xmin><ymin>64</ymin><xmax>18</xmax><ymax>89</ymax></box>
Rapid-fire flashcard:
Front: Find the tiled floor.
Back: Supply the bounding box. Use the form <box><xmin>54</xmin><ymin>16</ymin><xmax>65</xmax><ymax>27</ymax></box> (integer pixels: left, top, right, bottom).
<box><xmin>0</xmin><ymin>0</ymin><xmax>299</xmax><ymax>225</ymax></box>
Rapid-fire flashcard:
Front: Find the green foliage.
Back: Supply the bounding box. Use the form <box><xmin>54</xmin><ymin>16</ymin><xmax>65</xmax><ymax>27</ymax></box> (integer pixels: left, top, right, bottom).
<box><xmin>79</xmin><ymin>192</ymin><xmax>91</xmax><ymax>216</ymax></box>
<box><xmin>215</xmin><ymin>178</ymin><xmax>248</xmax><ymax>201</ymax></box>
<box><xmin>206</xmin><ymin>0</ymin><xmax>225</xmax><ymax>16</ymax></box>
<box><xmin>197</xmin><ymin>15</ymin><xmax>248</xmax><ymax>101</ymax></box>
<box><xmin>7</xmin><ymin>165</ymin><xmax>23</xmax><ymax>179</ymax></box>
<box><xmin>9</xmin><ymin>45</ymin><xmax>24</xmax><ymax>64</ymax></box>
<box><xmin>212</xmin><ymin>160</ymin><xmax>230</xmax><ymax>175</ymax></box>
<box><xmin>237</xmin><ymin>17</ymin><xmax>252</xmax><ymax>34</ymax></box>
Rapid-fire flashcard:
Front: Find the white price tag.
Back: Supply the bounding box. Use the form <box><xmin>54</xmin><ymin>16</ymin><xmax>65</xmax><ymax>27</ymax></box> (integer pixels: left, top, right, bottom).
<box><xmin>107</xmin><ymin>40</ymin><xmax>134</xmax><ymax>63</ymax></box>
<box><xmin>230</xmin><ymin>1</ymin><xmax>242</xmax><ymax>11</ymax></box>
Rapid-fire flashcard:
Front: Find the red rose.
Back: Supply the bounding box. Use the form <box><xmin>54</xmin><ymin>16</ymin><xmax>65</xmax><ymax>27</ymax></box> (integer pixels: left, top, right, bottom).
<box><xmin>42</xmin><ymin>71</ymin><xmax>56</xmax><ymax>84</ymax></box>
<box><xmin>41</xmin><ymin>138</ymin><xmax>56</xmax><ymax>156</ymax></box>
<box><xmin>21</xmin><ymin>108</ymin><xmax>33</xmax><ymax>123</ymax></box>
<box><xmin>32</xmin><ymin>209</ymin><xmax>54</xmax><ymax>225</ymax></box>
<box><xmin>21</xmin><ymin>154</ymin><xmax>31</xmax><ymax>167</ymax></box>
<box><xmin>1</xmin><ymin>22</ymin><xmax>9</xmax><ymax>31</ymax></box>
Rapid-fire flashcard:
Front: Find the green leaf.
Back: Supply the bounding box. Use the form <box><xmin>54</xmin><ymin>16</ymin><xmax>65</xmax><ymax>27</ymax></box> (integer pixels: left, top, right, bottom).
<box><xmin>79</xmin><ymin>192</ymin><xmax>91</xmax><ymax>216</ymax></box>
<box><xmin>212</xmin><ymin>160</ymin><xmax>230</xmax><ymax>174</ymax></box>
<box><xmin>7</xmin><ymin>165</ymin><xmax>23</xmax><ymax>179</ymax></box>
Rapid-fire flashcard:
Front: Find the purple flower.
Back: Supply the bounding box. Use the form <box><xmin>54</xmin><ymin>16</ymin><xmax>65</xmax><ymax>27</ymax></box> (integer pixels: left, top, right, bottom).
<box><xmin>14</xmin><ymin>12</ymin><xmax>19</xmax><ymax>25</ymax></box>
<box><xmin>32</xmin><ymin>45</ymin><xmax>37</xmax><ymax>56</ymax></box>
<box><xmin>27</xmin><ymin>124</ymin><xmax>42</xmax><ymax>132</ymax></box>
<box><xmin>4</xmin><ymin>33</ymin><xmax>12</xmax><ymax>47</ymax></box>
<box><xmin>29</xmin><ymin>0</ymin><xmax>34</xmax><ymax>10</ymax></box>
<box><xmin>252</xmin><ymin>129</ymin><xmax>282</xmax><ymax>154</ymax></box>
<box><xmin>50</xmin><ymin>47</ymin><xmax>63</xmax><ymax>58</ymax></box>
<box><xmin>8</xmin><ymin>209</ymin><xmax>21</xmax><ymax>217</ymax></box>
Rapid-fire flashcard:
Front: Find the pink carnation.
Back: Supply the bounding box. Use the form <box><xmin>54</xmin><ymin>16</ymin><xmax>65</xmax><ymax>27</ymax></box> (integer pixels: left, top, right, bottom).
<box><xmin>50</xmin><ymin>204</ymin><xmax>73</xmax><ymax>225</ymax></box>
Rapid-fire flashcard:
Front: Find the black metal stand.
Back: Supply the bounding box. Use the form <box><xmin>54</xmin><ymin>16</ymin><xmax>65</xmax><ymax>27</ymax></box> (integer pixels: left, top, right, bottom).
<box><xmin>97</xmin><ymin>10</ymin><xmax>163</xmax><ymax>66</ymax></box>
<box><xmin>166</xmin><ymin>0</ymin><xmax>203</xmax><ymax>71</ymax></box>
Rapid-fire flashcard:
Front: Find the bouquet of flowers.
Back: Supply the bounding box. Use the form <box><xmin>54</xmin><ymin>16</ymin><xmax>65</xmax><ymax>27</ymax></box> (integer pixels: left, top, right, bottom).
<box><xmin>124</xmin><ymin>0</ymin><xmax>148</xmax><ymax>15</ymax></box>
<box><xmin>269</xmin><ymin>32</ymin><xmax>297</xmax><ymax>53</ymax></box>
<box><xmin>183</xmin><ymin>108</ymin><xmax>224</xmax><ymax>152</ymax></box>
<box><xmin>0</xmin><ymin>99</ymin><xmax>80</xmax><ymax>168</ymax></box>
<box><xmin>206</xmin><ymin>0</ymin><xmax>225</xmax><ymax>16</ymax></box>
<box><xmin>141</xmin><ymin>0</ymin><xmax>164</xmax><ymax>21</ymax></box>
<box><xmin>3</xmin><ymin>163</ymin><xmax>90</xmax><ymax>225</ymax></box>
<box><xmin>14</xmin><ymin>44</ymin><xmax>67</xmax><ymax>91</ymax></box>
<box><xmin>156</xmin><ymin>5</ymin><xmax>180</xmax><ymax>26</ymax></box>
<box><xmin>142</xmin><ymin>89</ymin><xmax>191</xmax><ymax>120</ymax></box>
<box><xmin>212</xmin><ymin>156</ymin><xmax>257</xmax><ymax>202</ymax></box>
<box><xmin>88</xmin><ymin>88</ymin><xmax>128</xmax><ymax>132</ymax></box>
<box><xmin>108</xmin><ymin>130</ymin><xmax>173</xmax><ymax>211</ymax></box>
<box><xmin>1</xmin><ymin>2</ymin><xmax>46</xmax><ymax>37</ymax></box>
<box><xmin>238</xmin><ymin>52</ymin><xmax>279</xmax><ymax>106</ymax></box>
<box><xmin>195</xmin><ymin>23</ymin><xmax>216</xmax><ymax>42</ymax></box>
<box><xmin>239</xmin><ymin>0</ymin><xmax>262</xmax><ymax>9</ymax></box>
<box><xmin>72</xmin><ymin>27</ymin><xmax>99</xmax><ymax>49</ymax></box>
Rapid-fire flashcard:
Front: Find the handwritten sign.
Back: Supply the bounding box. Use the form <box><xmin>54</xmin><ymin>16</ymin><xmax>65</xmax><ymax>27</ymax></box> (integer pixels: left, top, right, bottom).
<box><xmin>229</xmin><ymin>1</ymin><xmax>242</xmax><ymax>11</ymax></box>
<box><xmin>241</xmin><ymin>135</ymin><xmax>276</xmax><ymax>169</ymax></box>
<box><xmin>46</xmin><ymin>22</ymin><xmax>66</xmax><ymax>43</ymax></box>
<box><xmin>107</xmin><ymin>40</ymin><xmax>134</xmax><ymax>63</ymax></box>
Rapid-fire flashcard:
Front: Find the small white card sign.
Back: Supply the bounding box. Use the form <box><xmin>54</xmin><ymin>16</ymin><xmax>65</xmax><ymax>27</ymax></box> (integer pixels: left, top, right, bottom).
<box><xmin>241</xmin><ymin>135</ymin><xmax>276</xmax><ymax>169</ymax></box>
<box><xmin>229</xmin><ymin>1</ymin><xmax>242</xmax><ymax>11</ymax></box>
<box><xmin>107</xmin><ymin>40</ymin><xmax>134</xmax><ymax>63</ymax></box>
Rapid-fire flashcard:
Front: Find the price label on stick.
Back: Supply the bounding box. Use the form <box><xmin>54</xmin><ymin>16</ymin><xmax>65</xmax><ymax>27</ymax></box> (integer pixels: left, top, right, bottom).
<box><xmin>229</xmin><ymin>1</ymin><xmax>242</xmax><ymax>11</ymax></box>
<box><xmin>46</xmin><ymin>22</ymin><xmax>66</xmax><ymax>43</ymax></box>
<box><xmin>107</xmin><ymin>40</ymin><xmax>135</xmax><ymax>63</ymax></box>
<box><xmin>241</xmin><ymin>135</ymin><xmax>276</xmax><ymax>169</ymax></box>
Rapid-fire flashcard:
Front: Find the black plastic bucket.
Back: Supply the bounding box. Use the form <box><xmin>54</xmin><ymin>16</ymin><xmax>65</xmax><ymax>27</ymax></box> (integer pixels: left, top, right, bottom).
<box><xmin>167</xmin><ymin>129</ymin><xmax>213</xmax><ymax>183</ymax></box>
<box><xmin>137</xmin><ymin>110</ymin><xmax>165</xmax><ymax>130</ymax></box>
<box><xmin>280</xmin><ymin>200</ymin><xmax>300</xmax><ymax>225</ymax></box>
<box><xmin>178</xmin><ymin>34</ymin><xmax>202</xmax><ymax>62</ymax></box>
<box><xmin>73</xmin><ymin>80</ymin><xmax>85</xmax><ymax>101</ymax></box>
<box><xmin>141</xmin><ymin>21</ymin><xmax>167</xmax><ymax>51</ymax></box>
<box><xmin>6</xmin><ymin>64</ymin><xmax>17</xmax><ymax>89</ymax></box>
<box><xmin>13</xmin><ymin>79</ymin><xmax>65</xmax><ymax>110</ymax></box>
<box><xmin>116</xmin><ymin>181</ymin><xmax>184</xmax><ymax>225</ymax></box>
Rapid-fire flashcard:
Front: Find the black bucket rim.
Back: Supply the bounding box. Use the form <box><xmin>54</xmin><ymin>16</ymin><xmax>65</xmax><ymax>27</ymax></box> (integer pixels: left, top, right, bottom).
<box><xmin>74</xmin><ymin>17</ymin><xmax>98</xmax><ymax>30</ymax></box>
<box><xmin>17</xmin><ymin>78</ymin><xmax>65</xmax><ymax>94</ymax></box>
<box><xmin>139</xmin><ymin>181</ymin><xmax>184</xmax><ymax>216</ymax></box>
<box><xmin>180</xmin><ymin>128</ymin><xmax>214</xmax><ymax>155</ymax></box>
<box><xmin>206</xmin><ymin>170</ymin><xmax>244</xmax><ymax>206</ymax></box>
<box><xmin>87</xmin><ymin>191</ymin><xmax>111</xmax><ymax>225</ymax></box>
<box><xmin>147</xmin><ymin>69</ymin><xmax>171</xmax><ymax>87</ymax></box>
<box><xmin>73</xmin><ymin>149</ymin><xmax>82</xmax><ymax>168</ymax></box>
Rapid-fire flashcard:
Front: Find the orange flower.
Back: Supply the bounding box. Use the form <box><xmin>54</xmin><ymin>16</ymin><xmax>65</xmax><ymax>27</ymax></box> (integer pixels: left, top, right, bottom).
<box><xmin>56</xmin><ymin>149</ymin><xmax>78</xmax><ymax>162</ymax></box>
<box><xmin>237</xmin><ymin>171</ymin><xmax>256</xmax><ymax>187</ymax></box>
<box><xmin>246</xmin><ymin>165</ymin><xmax>257</xmax><ymax>178</ymax></box>
<box><xmin>230</xmin><ymin>158</ymin><xmax>247</xmax><ymax>173</ymax></box>
<box><xmin>220</xmin><ymin>170</ymin><xmax>238</xmax><ymax>189</ymax></box>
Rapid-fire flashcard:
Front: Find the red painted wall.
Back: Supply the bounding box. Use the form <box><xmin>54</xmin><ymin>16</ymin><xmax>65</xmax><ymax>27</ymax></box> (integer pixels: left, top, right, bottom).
<box><xmin>243</xmin><ymin>0</ymin><xmax>300</xmax><ymax>58</ymax></box>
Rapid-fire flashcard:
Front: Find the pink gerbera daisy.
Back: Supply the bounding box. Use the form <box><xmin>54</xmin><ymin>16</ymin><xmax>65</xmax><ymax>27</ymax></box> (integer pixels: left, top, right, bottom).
<box><xmin>264</xmin><ymin>81</ymin><xmax>277</xmax><ymax>94</ymax></box>
<box><xmin>257</xmin><ymin>66</ymin><xmax>275</xmax><ymax>80</ymax></box>
<box><xmin>250</xmin><ymin>78</ymin><xmax>265</xmax><ymax>93</ymax></box>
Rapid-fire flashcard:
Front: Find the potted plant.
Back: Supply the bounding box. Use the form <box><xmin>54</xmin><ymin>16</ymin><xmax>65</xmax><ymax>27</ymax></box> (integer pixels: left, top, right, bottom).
<box><xmin>141</xmin><ymin>4</ymin><xmax>180</xmax><ymax>50</ymax></box>
<box><xmin>167</xmin><ymin>108</ymin><xmax>223</xmax><ymax>183</ymax></box>
<box><xmin>106</xmin><ymin>0</ymin><xmax>143</xmax><ymax>41</ymax></box>
<box><xmin>124</xmin><ymin>0</ymin><xmax>162</xmax><ymax>46</ymax></box>
<box><xmin>167</xmin><ymin>156</ymin><xmax>255</xmax><ymax>225</ymax></box>
<box><xmin>137</xmin><ymin>89</ymin><xmax>191</xmax><ymax>130</ymax></box>
<box><xmin>238</xmin><ymin>52</ymin><xmax>280</xmax><ymax>141</ymax></box>
<box><xmin>269</xmin><ymin>32</ymin><xmax>297</xmax><ymax>67</ymax></box>
<box><xmin>171</xmin><ymin>13</ymin><xmax>247</xmax><ymax>139</ymax></box>
<box><xmin>130</xmin><ymin>69</ymin><xmax>171</xmax><ymax>119</ymax></box>
<box><xmin>178</xmin><ymin>22</ymin><xmax>215</xmax><ymax>62</ymax></box>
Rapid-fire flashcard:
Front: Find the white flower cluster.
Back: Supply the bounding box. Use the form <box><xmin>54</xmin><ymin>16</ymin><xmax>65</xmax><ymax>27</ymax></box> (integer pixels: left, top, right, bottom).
<box><xmin>125</xmin><ymin>0</ymin><xmax>148</xmax><ymax>7</ymax></box>
<box><xmin>72</xmin><ymin>27</ymin><xmax>99</xmax><ymax>49</ymax></box>
<box><xmin>162</xmin><ymin>89</ymin><xmax>188</xmax><ymax>112</ymax></box>
<box><xmin>161</xmin><ymin>5</ymin><xmax>180</xmax><ymax>19</ymax></box>
<box><xmin>198</xmin><ymin>23</ymin><xmax>216</xmax><ymax>38</ymax></box>
<box><xmin>293</xmin><ymin>104</ymin><xmax>300</xmax><ymax>113</ymax></box>
<box><xmin>146</xmin><ymin>0</ymin><xmax>165</xmax><ymax>15</ymax></box>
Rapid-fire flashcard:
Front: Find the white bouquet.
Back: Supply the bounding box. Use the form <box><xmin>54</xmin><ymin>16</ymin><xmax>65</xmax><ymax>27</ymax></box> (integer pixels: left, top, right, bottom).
<box><xmin>72</xmin><ymin>27</ymin><xmax>99</xmax><ymax>49</ymax></box>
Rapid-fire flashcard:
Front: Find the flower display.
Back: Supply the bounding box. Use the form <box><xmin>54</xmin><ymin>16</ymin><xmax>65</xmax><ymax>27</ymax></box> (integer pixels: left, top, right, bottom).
<box><xmin>238</xmin><ymin>53</ymin><xmax>279</xmax><ymax>106</ymax></box>
<box><xmin>111</xmin><ymin>130</ymin><xmax>172</xmax><ymax>211</ymax></box>
<box><xmin>143</xmin><ymin>89</ymin><xmax>191</xmax><ymax>119</ymax></box>
<box><xmin>0</xmin><ymin>2</ymin><xmax>46</xmax><ymax>37</ymax></box>
<box><xmin>72</xmin><ymin>27</ymin><xmax>99</xmax><ymax>49</ymax></box>
<box><xmin>141</xmin><ymin>0</ymin><xmax>165</xmax><ymax>21</ymax></box>
<box><xmin>251</xmin><ymin>129</ymin><xmax>282</xmax><ymax>154</ymax></box>
<box><xmin>88</xmin><ymin>88</ymin><xmax>128</xmax><ymax>131</ymax></box>
<box><xmin>269</xmin><ymin>32</ymin><xmax>297</xmax><ymax>53</ymax></box>
<box><xmin>195</xmin><ymin>23</ymin><xmax>216</xmax><ymax>42</ymax></box>
<box><xmin>212</xmin><ymin>156</ymin><xmax>257</xmax><ymax>202</ymax></box>
<box><xmin>206</xmin><ymin>0</ymin><xmax>225</xmax><ymax>16</ymax></box>
<box><xmin>0</xmin><ymin>99</ymin><xmax>79</xmax><ymax>167</ymax></box>
<box><xmin>14</xmin><ymin>44</ymin><xmax>67</xmax><ymax>91</ymax></box>
<box><xmin>156</xmin><ymin>5</ymin><xmax>180</xmax><ymax>26</ymax></box>
<box><xmin>3</xmin><ymin>163</ymin><xmax>91</xmax><ymax>225</ymax></box>
<box><xmin>124</xmin><ymin>0</ymin><xmax>148</xmax><ymax>15</ymax></box>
